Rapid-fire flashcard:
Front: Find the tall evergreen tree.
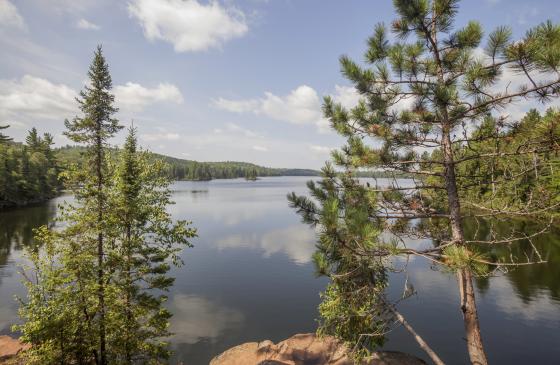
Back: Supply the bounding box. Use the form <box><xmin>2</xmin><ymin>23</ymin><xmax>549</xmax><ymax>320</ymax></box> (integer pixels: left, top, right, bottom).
<box><xmin>290</xmin><ymin>1</ymin><xmax>560</xmax><ymax>364</ymax></box>
<box><xmin>26</xmin><ymin>127</ymin><xmax>40</xmax><ymax>151</ymax></box>
<box><xmin>108</xmin><ymin>127</ymin><xmax>196</xmax><ymax>362</ymax></box>
<box><xmin>17</xmin><ymin>49</ymin><xmax>195</xmax><ymax>365</ymax></box>
<box><xmin>63</xmin><ymin>45</ymin><xmax>121</xmax><ymax>365</ymax></box>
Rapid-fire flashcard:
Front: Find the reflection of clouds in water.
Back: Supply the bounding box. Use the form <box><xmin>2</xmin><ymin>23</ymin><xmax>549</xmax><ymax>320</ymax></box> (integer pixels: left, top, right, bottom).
<box><xmin>488</xmin><ymin>278</ymin><xmax>560</xmax><ymax>325</ymax></box>
<box><xmin>407</xmin><ymin>265</ymin><xmax>560</xmax><ymax>327</ymax></box>
<box><xmin>169</xmin><ymin>198</ymin><xmax>275</xmax><ymax>227</ymax></box>
<box><xmin>219</xmin><ymin>208</ymin><xmax>266</xmax><ymax>227</ymax></box>
<box><xmin>169</xmin><ymin>294</ymin><xmax>244</xmax><ymax>344</ymax></box>
<box><xmin>216</xmin><ymin>225</ymin><xmax>317</xmax><ymax>264</ymax></box>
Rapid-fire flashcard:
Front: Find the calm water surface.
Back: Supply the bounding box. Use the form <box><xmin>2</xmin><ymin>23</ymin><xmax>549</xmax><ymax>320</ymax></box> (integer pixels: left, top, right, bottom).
<box><xmin>0</xmin><ymin>177</ymin><xmax>559</xmax><ymax>364</ymax></box>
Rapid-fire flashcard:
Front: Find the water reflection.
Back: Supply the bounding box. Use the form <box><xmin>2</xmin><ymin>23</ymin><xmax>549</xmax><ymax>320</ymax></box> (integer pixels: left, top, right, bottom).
<box><xmin>0</xmin><ymin>198</ymin><xmax>60</xmax><ymax>333</ymax></box>
<box><xmin>216</xmin><ymin>225</ymin><xmax>317</xmax><ymax>265</ymax></box>
<box><xmin>0</xmin><ymin>178</ymin><xmax>558</xmax><ymax>364</ymax></box>
<box><xmin>0</xmin><ymin>201</ymin><xmax>57</xmax><ymax>270</ymax></box>
<box><xmin>463</xmin><ymin>218</ymin><xmax>560</xmax><ymax>302</ymax></box>
<box><xmin>169</xmin><ymin>294</ymin><xmax>244</xmax><ymax>345</ymax></box>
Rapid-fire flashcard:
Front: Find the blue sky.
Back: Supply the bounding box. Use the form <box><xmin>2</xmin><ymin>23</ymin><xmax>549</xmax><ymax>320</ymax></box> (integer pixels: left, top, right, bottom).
<box><xmin>1</xmin><ymin>0</ymin><xmax>559</xmax><ymax>168</ymax></box>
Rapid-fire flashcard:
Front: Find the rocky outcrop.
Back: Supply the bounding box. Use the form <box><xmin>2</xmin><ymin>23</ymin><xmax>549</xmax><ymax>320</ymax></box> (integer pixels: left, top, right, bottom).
<box><xmin>0</xmin><ymin>336</ymin><xmax>29</xmax><ymax>362</ymax></box>
<box><xmin>210</xmin><ymin>333</ymin><xmax>426</xmax><ymax>365</ymax></box>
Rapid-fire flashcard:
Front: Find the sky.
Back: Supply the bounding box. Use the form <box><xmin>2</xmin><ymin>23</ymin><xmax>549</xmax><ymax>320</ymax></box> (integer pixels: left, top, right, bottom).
<box><xmin>0</xmin><ymin>0</ymin><xmax>559</xmax><ymax>169</ymax></box>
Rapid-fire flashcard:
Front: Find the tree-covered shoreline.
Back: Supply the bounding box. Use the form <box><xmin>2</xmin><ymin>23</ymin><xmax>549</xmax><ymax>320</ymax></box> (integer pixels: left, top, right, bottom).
<box><xmin>56</xmin><ymin>145</ymin><xmax>320</xmax><ymax>181</ymax></box>
<box><xmin>0</xmin><ymin>128</ymin><xmax>61</xmax><ymax>209</ymax></box>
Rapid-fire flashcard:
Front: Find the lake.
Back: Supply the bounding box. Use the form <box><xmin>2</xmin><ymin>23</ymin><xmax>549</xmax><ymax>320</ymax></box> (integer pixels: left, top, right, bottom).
<box><xmin>1</xmin><ymin>177</ymin><xmax>559</xmax><ymax>364</ymax></box>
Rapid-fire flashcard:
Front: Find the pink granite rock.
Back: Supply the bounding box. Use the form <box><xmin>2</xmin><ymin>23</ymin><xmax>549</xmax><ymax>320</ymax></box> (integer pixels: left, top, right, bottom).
<box><xmin>0</xmin><ymin>336</ymin><xmax>30</xmax><ymax>361</ymax></box>
<box><xmin>210</xmin><ymin>333</ymin><xmax>426</xmax><ymax>365</ymax></box>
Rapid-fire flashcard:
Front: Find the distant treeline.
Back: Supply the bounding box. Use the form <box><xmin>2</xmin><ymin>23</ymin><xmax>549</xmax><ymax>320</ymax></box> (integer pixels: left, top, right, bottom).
<box><xmin>0</xmin><ymin>127</ymin><xmax>61</xmax><ymax>208</ymax></box>
<box><xmin>1</xmin><ymin>127</ymin><xmax>412</xmax><ymax>209</ymax></box>
<box><xmin>56</xmin><ymin>146</ymin><xmax>320</xmax><ymax>181</ymax></box>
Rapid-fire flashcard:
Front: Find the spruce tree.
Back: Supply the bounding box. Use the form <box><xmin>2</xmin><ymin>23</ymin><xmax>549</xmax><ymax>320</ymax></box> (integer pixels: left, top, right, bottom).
<box><xmin>26</xmin><ymin>127</ymin><xmax>40</xmax><ymax>151</ymax></box>
<box><xmin>63</xmin><ymin>45</ymin><xmax>121</xmax><ymax>365</ymax></box>
<box><xmin>17</xmin><ymin>50</ymin><xmax>195</xmax><ymax>364</ymax></box>
<box><xmin>104</xmin><ymin>127</ymin><xmax>196</xmax><ymax>362</ymax></box>
<box><xmin>290</xmin><ymin>1</ymin><xmax>560</xmax><ymax>364</ymax></box>
<box><xmin>16</xmin><ymin>45</ymin><xmax>121</xmax><ymax>364</ymax></box>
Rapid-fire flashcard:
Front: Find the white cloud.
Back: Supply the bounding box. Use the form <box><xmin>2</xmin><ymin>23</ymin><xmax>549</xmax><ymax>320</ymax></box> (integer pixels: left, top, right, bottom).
<box><xmin>213</xmin><ymin>85</ymin><xmax>322</xmax><ymax>126</ymax></box>
<box><xmin>225</xmin><ymin>122</ymin><xmax>259</xmax><ymax>137</ymax></box>
<box><xmin>252</xmin><ymin>145</ymin><xmax>267</xmax><ymax>151</ymax></box>
<box><xmin>140</xmin><ymin>132</ymin><xmax>181</xmax><ymax>141</ymax></box>
<box><xmin>128</xmin><ymin>0</ymin><xmax>248</xmax><ymax>52</ymax></box>
<box><xmin>0</xmin><ymin>0</ymin><xmax>25</xmax><ymax>29</ymax></box>
<box><xmin>114</xmin><ymin>82</ymin><xmax>183</xmax><ymax>112</ymax></box>
<box><xmin>0</xmin><ymin>75</ymin><xmax>77</xmax><ymax>121</ymax></box>
<box><xmin>76</xmin><ymin>18</ymin><xmax>100</xmax><ymax>30</ymax></box>
<box><xmin>214</xmin><ymin>84</ymin><xmax>367</xmax><ymax>133</ymax></box>
<box><xmin>331</xmin><ymin>85</ymin><xmax>361</xmax><ymax>109</ymax></box>
<box><xmin>42</xmin><ymin>0</ymin><xmax>99</xmax><ymax>14</ymax></box>
<box><xmin>309</xmin><ymin>144</ymin><xmax>333</xmax><ymax>154</ymax></box>
<box><xmin>261</xmin><ymin>85</ymin><xmax>322</xmax><ymax>124</ymax></box>
<box><xmin>212</xmin><ymin>122</ymin><xmax>260</xmax><ymax>138</ymax></box>
<box><xmin>212</xmin><ymin>98</ymin><xmax>259</xmax><ymax>113</ymax></box>
<box><xmin>0</xmin><ymin>76</ymin><xmax>185</xmax><ymax>125</ymax></box>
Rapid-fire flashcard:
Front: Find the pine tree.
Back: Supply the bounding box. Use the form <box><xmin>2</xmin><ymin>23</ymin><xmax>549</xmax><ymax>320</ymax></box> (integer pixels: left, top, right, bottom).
<box><xmin>290</xmin><ymin>1</ymin><xmax>560</xmax><ymax>364</ymax></box>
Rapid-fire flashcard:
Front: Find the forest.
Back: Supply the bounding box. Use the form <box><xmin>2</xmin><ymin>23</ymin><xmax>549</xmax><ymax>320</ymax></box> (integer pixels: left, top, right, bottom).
<box><xmin>0</xmin><ymin>132</ymin><xmax>318</xmax><ymax>208</ymax></box>
<box><xmin>1</xmin><ymin>0</ymin><xmax>560</xmax><ymax>365</ymax></box>
<box><xmin>0</xmin><ymin>127</ymin><xmax>61</xmax><ymax>208</ymax></box>
<box><xmin>0</xmin><ymin>129</ymin><xmax>416</xmax><ymax>208</ymax></box>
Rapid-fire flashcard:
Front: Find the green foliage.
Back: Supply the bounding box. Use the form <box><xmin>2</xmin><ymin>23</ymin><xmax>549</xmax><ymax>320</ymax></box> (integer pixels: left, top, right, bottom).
<box><xmin>0</xmin><ymin>124</ymin><xmax>13</xmax><ymax>144</ymax></box>
<box><xmin>451</xmin><ymin>109</ymin><xmax>560</xmax><ymax>214</ymax></box>
<box><xmin>15</xmin><ymin>47</ymin><xmax>195</xmax><ymax>364</ymax></box>
<box><xmin>106</xmin><ymin>127</ymin><xmax>196</xmax><ymax>362</ymax></box>
<box><xmin>244</xmin><ymin>167</ymin><xmax>258</xmax><ymax>181</ymax></box>
<box><xmin>56</xmin><ymin>146</ymin><xmax>320</xmax><ymax>181</ymax></box>
<box><xmin>442</xmin><ymin>245</ymin><xmax>490</xmax><ymax>277</ymax></box>
<box><xmin>289</xmin><ymin>165</ymin><xmax>394</xmax><ymax>360</ymax></box>
<box><xmin>318</xmin><ymin>0</ymin><xmax>560</xmax><ymax>264</ymax></box>
<box><xmin>0</xmin><ymin>126</ymin><xmax>61</xmax><ymax>208</ymax></box>
<box><xmin>291</xmin><ymin>1</ymin><xmax>560</xmax><ymax>362</ymax></box>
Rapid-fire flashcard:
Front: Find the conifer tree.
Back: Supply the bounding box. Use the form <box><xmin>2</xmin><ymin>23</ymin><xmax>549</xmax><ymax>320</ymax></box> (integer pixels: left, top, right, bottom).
<box><xmin>26</xmin><ymin>127</ymin><xmax>40</xmax><ymax>151</ymax></box>
<box><xmin>63</xmin><ymin>45</ymin><xmax>121</xmax><ymax>365</ymax></box>
<box><xmin>16</xmin><ymin>49</ymin><xmax>195</xmax><ymax>364</ymax></box>
<box><xmin>108</xmin><ymin>127</ymin><xmax>196</xmax><ymax>362</ymax></box>
<box><xmin>0</xmin><ymin>124</ymin><xmax>12</xmax><ymax>144</ymax></box>
<box><xmin>290</xmin><ymin>1</ymin><xmax>560</xmax><ymax>364</ymax></box>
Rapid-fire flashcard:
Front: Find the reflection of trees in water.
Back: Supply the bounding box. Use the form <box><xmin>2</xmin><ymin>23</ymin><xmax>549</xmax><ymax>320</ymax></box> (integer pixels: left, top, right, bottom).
<box><xmin>307</xmin><ymin>214</ymin><xmax>559</xmax><ymax>362</ymax></box>
<box><xmin>0</xmin><ymin>202</ymin><xmax>57</xmax><ymax>269</ymax></box>
<box><xmin>462</xmin><ymin>218</ymin><xmax>560</xmax><ymax>301</ymax></box>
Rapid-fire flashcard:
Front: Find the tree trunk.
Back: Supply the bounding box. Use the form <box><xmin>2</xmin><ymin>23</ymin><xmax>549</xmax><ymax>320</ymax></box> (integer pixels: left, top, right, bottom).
<box><xmin>125</xmin><ymin>224</ymin><xmax>132</xmax><ymax>364</ymax></box>
<box><xmin>96</xmin><ymin>136</ymin><xmax>107</xmax><ymax>365</ymax></box>
<box><xmin>389</xmin><ymin>306</ymin><xmax>446</xmax><ymax>365</ymax></box>
<box><xmin>442</xmin><ymin>125</ymin><xmax>488</xmax><ymax>365</ymax></box>
<box><xmin>423</xmin><ymin>5</ymin><xmax>489</xmax><ymax>364</ymax></box>
<box><xmin>458</xmin><ymin>269</ymin><xmax>488</xmax><ymax>365</ymax></box>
